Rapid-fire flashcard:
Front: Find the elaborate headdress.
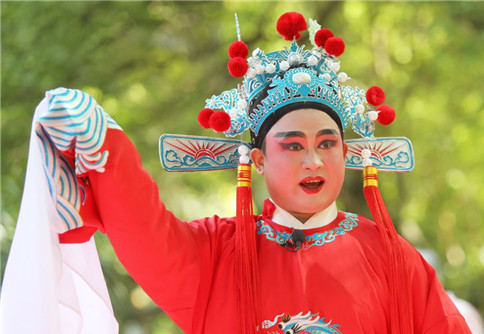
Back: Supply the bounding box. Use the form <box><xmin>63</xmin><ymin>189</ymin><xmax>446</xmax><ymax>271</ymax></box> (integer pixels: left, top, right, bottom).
<box><xmin>160</xmin><ymin>12</ymin><xmax>414</xmax><ymax>334</ymax></box>
<box><xmin>199</xmin><ymin>13</ymin><xmax>396</xmax><ymax>147</ymax></box>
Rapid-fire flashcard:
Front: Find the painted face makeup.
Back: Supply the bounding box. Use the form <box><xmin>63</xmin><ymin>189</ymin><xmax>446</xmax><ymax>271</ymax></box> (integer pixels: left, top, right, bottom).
<box><xmin>251</xmin><ymin>108</ymin><xmax>347</xmax><ymax>223</ymax></box>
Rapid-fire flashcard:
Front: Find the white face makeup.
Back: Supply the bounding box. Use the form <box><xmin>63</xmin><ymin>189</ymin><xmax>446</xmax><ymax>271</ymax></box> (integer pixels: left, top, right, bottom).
<box><xmin>251</xmin><ymin>108</ymin><xmax>347</xmax><ymax>223</ymax></box>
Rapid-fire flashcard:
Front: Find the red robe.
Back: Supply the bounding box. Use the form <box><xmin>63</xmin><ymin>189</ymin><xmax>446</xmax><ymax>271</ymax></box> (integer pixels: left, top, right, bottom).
<box><xmin>61</xmin><ymin>129</ymin><xmax>471</xmax><ymax>334</ymax></box>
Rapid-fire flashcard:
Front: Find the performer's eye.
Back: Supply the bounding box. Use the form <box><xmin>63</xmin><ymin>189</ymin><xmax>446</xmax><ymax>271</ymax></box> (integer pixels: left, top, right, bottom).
<box><xmin>281</xmin><ymin>143</ymin><xmax>303</xmax><ymax>151</ymax></box>
<box><xmin>318</xmin><ymin>139</ymin><xmax>336</xmax><ymax>149</ymax></box>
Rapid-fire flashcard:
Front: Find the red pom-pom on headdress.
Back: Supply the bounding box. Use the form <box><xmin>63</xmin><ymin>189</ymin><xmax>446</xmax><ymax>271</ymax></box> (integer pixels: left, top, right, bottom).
<box><xmin>228</xmin><ymin>57</ymin><xmax>248</xmax><ymax>77</ymax></box>
<box><xmin>324</xmin><ymin>36</ymin><xmax>345</xmax><ymax>57</ymax></box>
<box><xmin>366</xmin><ymin>86</ymin><xmax>386</xmax><ymax>106</ymax></box>
<box><xmin>209</xmin><ymin>111</ymin><xmax>231</xmax><ymax>132</ymax></box>
<box><xmin>314</xmin><ymin>28</ymin><xmax>334</xmax><ymax>47</ymax></box>
<box><xmin>376</xmin><ymin>105</ymin><xmax>396</xmax><ymax>125</ymax></box>
<box><xmin>229</xmin><ymin>41</ymin><xmax>249</xmax><ymax>59</ymax></box>
<box><xmin>276</xmin><ymin>12</ymin><xmax>307</xmax><ymax>41</ymax></box>
<box><xmin>198</xmin><ymin>108</ymin><xmax>214</xmax><ymax>129</ymax></box>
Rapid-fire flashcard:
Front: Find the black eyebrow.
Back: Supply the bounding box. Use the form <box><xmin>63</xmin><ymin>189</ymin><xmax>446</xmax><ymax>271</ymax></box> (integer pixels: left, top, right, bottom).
<box><xmin>273</xmin><ymin>129</ymin><xmax>340</xmax><ymax>139</ymax></box>
<box><xmin>316</xmin><ymin>129</ymin><xmax>340</xmax><ymax>136</ymax></box>
<box><xmin>273</xmin><ymin>131</ymin><xmax>305</xmax><ymax>138</ymax></box>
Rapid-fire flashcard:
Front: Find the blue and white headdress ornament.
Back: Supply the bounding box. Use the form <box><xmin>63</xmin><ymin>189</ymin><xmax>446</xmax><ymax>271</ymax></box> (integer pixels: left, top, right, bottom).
<box><xmin>201</xmin><ymin>13</ymin><xmax>397</xmax><ymax>153</ymax></box>
<box><xmin>162</xmin><ymin>12</ymin><xmax>413</xmax><ymax>173</ymax></box>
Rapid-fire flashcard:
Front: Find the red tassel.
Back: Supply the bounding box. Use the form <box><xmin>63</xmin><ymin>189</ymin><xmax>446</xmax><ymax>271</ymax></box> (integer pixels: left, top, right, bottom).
<box><xmin>235</xmin><ymin>164</ymin><xmax>260</xmax><ymax>334</ymax></box>
<box><xmin>363</xmin><ymin>166</ymin><xmax>414</xmax><ymax>334</ymax></box>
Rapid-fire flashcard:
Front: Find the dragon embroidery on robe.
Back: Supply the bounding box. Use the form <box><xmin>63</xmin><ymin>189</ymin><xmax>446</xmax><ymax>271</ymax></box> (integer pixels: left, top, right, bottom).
<box><xmin>260</xmin><ymin>311</ymin><xmax>343</xmax><ymax>334</ymax></box>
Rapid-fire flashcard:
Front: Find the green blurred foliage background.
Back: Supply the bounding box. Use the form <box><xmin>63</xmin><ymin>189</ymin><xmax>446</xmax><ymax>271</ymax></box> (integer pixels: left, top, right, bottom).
<box><xmin>1</xmin><ymin>1</ymin><xmax>483</xmax><ymax>333</ymax></box>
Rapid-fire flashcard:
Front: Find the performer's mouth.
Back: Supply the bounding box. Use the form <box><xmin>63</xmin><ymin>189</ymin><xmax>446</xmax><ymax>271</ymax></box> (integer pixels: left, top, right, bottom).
<box><xmin>299</xmin><ymin>177</ymin><xmax>325</xmax><ymax>194</ymax></box>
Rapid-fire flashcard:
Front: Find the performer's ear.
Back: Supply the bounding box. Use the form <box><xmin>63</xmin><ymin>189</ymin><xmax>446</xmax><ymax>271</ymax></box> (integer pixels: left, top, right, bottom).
<box><xmin>343</xmin><ymin>143</ymin><xmax>348</xmax><ymax>157</ymax></box>
<box><xmin>250</xmin><ymin>148</ymin><xmax>265</xmax><ymax>175</ymax></box>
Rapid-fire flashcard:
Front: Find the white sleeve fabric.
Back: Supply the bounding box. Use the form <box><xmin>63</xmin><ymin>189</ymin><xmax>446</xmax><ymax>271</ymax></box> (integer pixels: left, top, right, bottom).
<box><xmin>0</xmin><ymin>93</ymin><xmax>118</xmax><ymax>334</ymax></box>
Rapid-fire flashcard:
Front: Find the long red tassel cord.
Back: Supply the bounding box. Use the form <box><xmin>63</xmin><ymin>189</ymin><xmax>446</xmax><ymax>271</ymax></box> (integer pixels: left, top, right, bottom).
<box><xmin>235</xmin><ymin>163</ymin><xmax>261</xmax><ymax>334</ymax></box>
<box><xmin>363</xmin><ymin>166</ymin><xmax>414</xmax><ymax>334</ymax></box>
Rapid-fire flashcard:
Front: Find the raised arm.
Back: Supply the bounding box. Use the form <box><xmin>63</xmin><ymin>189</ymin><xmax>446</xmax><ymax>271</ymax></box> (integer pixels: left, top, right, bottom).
<box><xmin>38</xmin><ymin>88</ymin><xmax>232</xmax><ymax>331</ymax></box>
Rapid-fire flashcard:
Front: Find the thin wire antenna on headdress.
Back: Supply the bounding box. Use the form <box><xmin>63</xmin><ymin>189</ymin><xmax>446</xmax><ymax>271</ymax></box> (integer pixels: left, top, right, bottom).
<box><xmin>234</xmin><ymin>13</ymin><xmax>241</xmax><ymax>41</ymax></box>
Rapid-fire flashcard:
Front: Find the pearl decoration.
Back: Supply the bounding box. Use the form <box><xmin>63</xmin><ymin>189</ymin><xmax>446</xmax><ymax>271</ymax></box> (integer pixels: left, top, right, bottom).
<box><xmin>361</xmin><ymin>148</ymin><xmax>372</xmax><ymax>159</ymax></box>
<box><xmin>292</xmin><ymin>72</ymin><xmax>312</xmax><ymax>84</ymax></box>
<box><xmin>288</xmin><ymin>52</ymin><xmax>303</xmax><ymax>66</ymax></box>
<box><xmin>363</xmin><ymin>158</ymin><xmax>373</xmax><ymax>167</ymax></box>
<box><xmin>307</xmin><ymin>55</ymin><xmax>318</xmax><ymax>66</ymax></box>
<box><xmin>329</xmin><ymin>62</ymin><xmax>340</xmax><ymax>72</ymax></box>
<box><xmin>238</xmin><ymin>145</ymin><xmax>250</xmax><ymax>155</ymax></box>
<box><xmin>255</xmin><ymin>65</ymin><xmax>265</xmax><ymax>74</ymax></box>
<box><xmin>337</xmin><ymin>72</ymin><xmax>350</xmax><ymax>82</ymax></box>
<box><xmin>246</xmin><ymin>68</ymin><xmax>255</xmax><ymax>78</ymax></box>
<box><xmin>238</xmin><ymin>144</ymin><xmax>251</xmax><ymax>165</ymax></box>
<box><xmin>239</xmin><ymin>154</ymin><xmax>250</xmax><ymax>164</ymax></box>
<box><xmin>265</xmin><ymin>63</ymin><xmax>276</xmax><ymax>74</ymax></box>
<box><xmin>323</xmin><ymin>73</ymin><xmax>332</xmax><ymax>82</ymax></box>
<box><xmin>368</xmin><ymin>110</ymin><xmax>378</xmax><ymax>121</ymax></box>
<box><xmin>279</xmin><ymin>60</ymin><xmax>290</xmax><ymax>71</ymax></box>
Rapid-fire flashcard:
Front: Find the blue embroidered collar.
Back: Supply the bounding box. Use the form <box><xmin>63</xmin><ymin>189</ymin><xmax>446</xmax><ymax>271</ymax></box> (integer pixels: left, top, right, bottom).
<box><xmin>256</xmin><ymin>212</ymin><xmax>359</xmax><ymax>250</ymax></box>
